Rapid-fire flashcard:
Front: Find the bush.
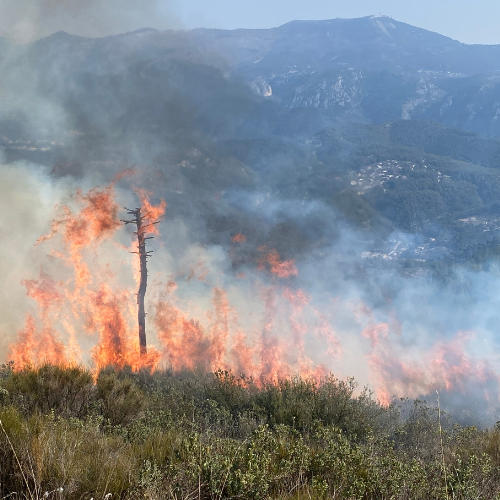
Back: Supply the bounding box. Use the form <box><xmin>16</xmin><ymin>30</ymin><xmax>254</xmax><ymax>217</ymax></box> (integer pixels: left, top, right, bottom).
<box><xmin>2</xmin><ymin>365</ymin><xmax>94</xmax><ymax>419</ymax></box>
<box><xmin>96</xmin><ymin>369</ymin><xmax>146</xmax><ymax>427</ymax></box>
<box><xmin>0</xmin><ymin>365</ymin><xmax>499</xmax><ymax>499</ymax></box>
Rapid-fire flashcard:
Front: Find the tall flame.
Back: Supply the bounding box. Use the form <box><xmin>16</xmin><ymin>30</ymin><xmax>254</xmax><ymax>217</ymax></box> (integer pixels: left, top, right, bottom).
<box><xmin>9</xmin><ymin>183</ymin><xmax>164</xmax><ymax>371</ymax></box>
<box><xmin>356</xmin><ymin>305</ymin><xmax>499</xmax><ymax>405</ymax></box>
<box><xmin>7</xmin><ymin>181</ymin><xmax>500</xmax><ymax>405</ymax></box>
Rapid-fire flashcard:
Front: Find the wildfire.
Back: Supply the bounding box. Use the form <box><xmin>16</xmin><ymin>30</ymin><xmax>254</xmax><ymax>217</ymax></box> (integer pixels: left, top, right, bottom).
<box><xmin>134</xmin><ymin>187</ymin><xmax>167</xmax><ymax>236</ymax></box>
<box><xmin>231</xmin><ymin>233</ymin><xmax>247</xmax><ymax>244</ymax></box>
<box><xmin>8</xmin><ymin>182</ymin><xmax>330</xmax><ymax>381</ymax></box>
<box><xmin>9</xmin><ymin>182</ymin><xmax>164</xmax><ymax>371</ymax></box>
<box><xmin>356</xmin><ymin>306</ymin><xmax>500</xmax><ymax>405</ymax></box>
<box><xmin>258</xmin><ymin>248</ymin><xmax>298</xmax><ymax>279</ymax></box>
<box><xmin>6</xmin><ymin>180</ymin><xmax>500</xmax><ymax>406</ymax></box>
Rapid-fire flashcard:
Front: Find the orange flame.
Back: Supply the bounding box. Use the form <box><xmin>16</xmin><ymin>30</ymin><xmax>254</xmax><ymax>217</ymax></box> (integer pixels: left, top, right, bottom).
<box><xmin>8</xmin><ymin>180</ymin><xmax>500</xmax><ymax>408</ymax></box>
<box><xmin>231</xmin><ymin>233</ymin><xmax>247</xmax><ymax>244</ymax></box>
<box><xmin>9</xmin><ymin>183</ymin><xmax>164</xmax><ymax>372</ymax></box>
<box><xmin>258</xmin><ymin>248</ymin><xmax>298</xmax><ymax>279</ymax></box>
<box><xmin>134</xmin><ymin>187</ymin><xmax>167</xmax><ymax>236</ymax></box>
<box><xmin>355</xmin><ymin>304</ymin><xmax>499</xmax><ymax>405</ymax></box>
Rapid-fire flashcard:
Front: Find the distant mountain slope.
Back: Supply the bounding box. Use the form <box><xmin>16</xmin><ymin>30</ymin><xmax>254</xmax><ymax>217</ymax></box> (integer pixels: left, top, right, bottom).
<box><xmin>4</xmin><ymin>19</ymin><xmax>500</xmax><ymax>268</ymax></box>
<box><xmin>5</xmin><ymin>17</ymin><xmax>500</xmax><ymax>136</ymax></box>
<box><xmin>193</xmin><ymin>17</ymin><xmax>500</xmax><ymax>135</ymax></box>
<box><xmin>238</xmin><ymin>17</ymin><xmax>500</xmax><ymax>75</ymax></box>
<box><xmin>192</xmin><ymin>17</ymin><xmax>500</xmax><ymax>76</ymax></box>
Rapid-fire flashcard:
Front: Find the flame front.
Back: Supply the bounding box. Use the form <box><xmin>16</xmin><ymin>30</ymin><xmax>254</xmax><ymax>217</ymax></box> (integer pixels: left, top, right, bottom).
<box><xmin>6</xmin><ymin>181</ymin><xmax>500</xmax><ymax>405</ymax></box>
<box><xmin>7</xmin><ymin>182</ymin><xmax>336</xmax><ymax>381</ymax></box>
<box><xmin>9</xmin><ymin>183</ymin><xmax>163</xmax><ymax>371</ymax></box>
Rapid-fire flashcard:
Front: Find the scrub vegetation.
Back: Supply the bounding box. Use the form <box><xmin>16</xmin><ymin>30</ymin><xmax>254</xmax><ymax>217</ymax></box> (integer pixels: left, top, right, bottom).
<box><xmin>0</xmin><ymin>363</ymin><xmax>499</xmax><ymax>499</ymax></box>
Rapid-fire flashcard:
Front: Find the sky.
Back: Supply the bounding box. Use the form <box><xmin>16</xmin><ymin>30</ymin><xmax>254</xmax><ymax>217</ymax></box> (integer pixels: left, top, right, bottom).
<box><xmin>0</xmin><ymin>0</ymin><xmax>499</xmax><ymax>45</ymax></box>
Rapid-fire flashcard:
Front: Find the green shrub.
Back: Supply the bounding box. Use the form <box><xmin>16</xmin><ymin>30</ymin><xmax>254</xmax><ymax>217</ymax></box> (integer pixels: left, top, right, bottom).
<box><xmin>2</xmin><ymin>365</ymin><xmax>94</xmax><ymax>418</ymax></box>
<box><xmin>0</xmin><ymin>365</ymin><xmax>499</xmax><ymax>499</ymax></box>
<box><xmin>96</xmin><ymin>369</ymin><xmax>146</xmax><ymax>426</ymax></box>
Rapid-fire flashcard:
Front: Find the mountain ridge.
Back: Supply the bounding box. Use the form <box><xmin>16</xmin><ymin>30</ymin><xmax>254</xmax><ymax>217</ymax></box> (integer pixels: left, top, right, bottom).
<box><xmin>18</xmin><ymin>16</ymin><xmax>500</xmax><ymax>136</ymax></box>
<box><xmin>3</xmin><ymin>16</ymin><xmax>500</xmax><ymax>270</ymax></box>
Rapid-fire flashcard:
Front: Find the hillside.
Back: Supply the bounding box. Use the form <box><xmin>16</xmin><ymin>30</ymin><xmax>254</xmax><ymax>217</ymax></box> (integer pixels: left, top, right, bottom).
<box><xmin>2</xmin><ymin>20</ymin><xmax>500</xmax><ymax>272</ymax></box>
<box><xmin>4</xmin><ymin>17</ymin><xmax>500</xmax><ymax>378</ymax></box>
<box><xmin>2</xmin><ymin>20</ymin><xmax>500</xmax><ymax>496</ymax></box>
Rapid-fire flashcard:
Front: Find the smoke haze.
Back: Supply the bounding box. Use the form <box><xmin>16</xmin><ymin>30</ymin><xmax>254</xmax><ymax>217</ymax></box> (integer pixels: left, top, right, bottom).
<box><xmin>2</xmin><ymin>7</ymin><xmax>500</xmax><ymax>425</ymax></box>
<box><xmin>0</xmin><ymin>0</ymin><xmax>180</xmax><ymax>43</ymax></box>
<box><xmin>0</xmin><ymin>163</ymin><xmax>64</xmax><ymax>353</ymax></box>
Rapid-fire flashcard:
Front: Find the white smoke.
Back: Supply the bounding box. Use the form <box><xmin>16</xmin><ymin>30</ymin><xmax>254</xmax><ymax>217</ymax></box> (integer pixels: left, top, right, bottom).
<box><xmin>0</xmin><ymin>0</ymin><xmax>180</xmax><ymax>44</ymax></box>
<box><xmin>0</xmin><ymin>162</ymin><xmax>66</xmax><ymax>352</ymax></box>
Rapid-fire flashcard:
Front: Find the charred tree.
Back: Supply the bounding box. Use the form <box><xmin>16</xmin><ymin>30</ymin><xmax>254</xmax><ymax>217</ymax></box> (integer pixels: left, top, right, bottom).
<box><xmin>122</xmin><ymin>207</ymin><xmax>157</xmax><ymax>357</ymax></box>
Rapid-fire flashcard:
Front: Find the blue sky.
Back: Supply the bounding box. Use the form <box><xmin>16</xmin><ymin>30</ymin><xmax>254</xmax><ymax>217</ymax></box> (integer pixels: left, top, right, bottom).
<box><xmin>174</xmin><ymin>0</ymin><xmax>500</xmax><ymax>44</ymax></box>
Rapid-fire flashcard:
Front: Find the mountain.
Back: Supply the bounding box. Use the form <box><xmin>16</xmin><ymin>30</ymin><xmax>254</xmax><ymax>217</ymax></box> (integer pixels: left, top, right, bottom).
<box><xmin>3</xmin><ymin>18</ymin><xmax>500</xmax><ymax>272</ymax></box>
<box><xmin>7</xmin><ymin>17</ymin><xmax>500</xmax><ymax>137</ymax></box>
<box><xmin>192</xmin><ymin>17</ymin><xmax>500</xmax><ymax>74</ymax></box>
<box><xmin>191</xmin><ymin>17</ymin><xmax>500</xmax><ymax>135</ymax></box>
<box><xmin>226</xmin><ymin>17</ymin><xmax>500</xmax><ymax>136</ymax></box>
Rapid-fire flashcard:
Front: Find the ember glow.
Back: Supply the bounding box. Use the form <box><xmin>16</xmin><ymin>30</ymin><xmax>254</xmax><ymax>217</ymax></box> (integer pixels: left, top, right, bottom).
<box><xmin>258</xmin><ymin>248</ymin><xmax>298</xmax><ymax>279</ymax></box>
<box><xmin>231</xmin><ymin>233</ymin><xmax>247</xmax><ymax>244</ymax></box>
<box><xmin>5</xmin><ymin>181</ymin><xmax>500</xmax><ymax>406</ymax></box>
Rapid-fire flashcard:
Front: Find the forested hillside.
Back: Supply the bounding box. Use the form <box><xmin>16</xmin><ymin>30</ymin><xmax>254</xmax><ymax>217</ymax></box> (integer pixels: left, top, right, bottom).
<box><xmin>3</xmin><ymin>21</ymin><xmax>500</xmax><ymax>270</ymax></box>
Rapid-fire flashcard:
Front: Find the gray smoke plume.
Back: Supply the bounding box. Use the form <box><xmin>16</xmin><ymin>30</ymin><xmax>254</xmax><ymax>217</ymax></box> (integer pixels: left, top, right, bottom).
<box><xmin>0</xmin><ymin>0</ymin><xmax>179</xmax><ymax>43</ymax></box>
<box><xmin>0</xmin><ymin>162</ymin><xmax>64</xmax><ymax>353</ymax></box>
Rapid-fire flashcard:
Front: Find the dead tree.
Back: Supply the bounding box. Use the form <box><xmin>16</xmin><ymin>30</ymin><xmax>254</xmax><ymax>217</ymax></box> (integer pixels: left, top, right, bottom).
<box><xmin>122</xmin><ymin>207</ymin><xmax>158</xmax><ymax>356</ymax></box>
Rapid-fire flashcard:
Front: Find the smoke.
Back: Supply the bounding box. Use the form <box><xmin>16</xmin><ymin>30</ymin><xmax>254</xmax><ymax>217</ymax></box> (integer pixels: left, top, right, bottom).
<box><xmin>0</xmin><ymin>162</ymin><xmax>66</xmax><ymax>353</ymax></box>
<box><xmin>0</xmin><ymin>5</ymin><xmax>499</xmax><ymax>426</ymax></box>
<box><xmin>219</xmin><ymin>190</ymin><xmax>500</xmax><ymax>423</ymax></box>
<box><xmin>3</xmin><ymin>157</ymin><xmax>500</xmax><ymax>424</ymax></box>
<box><xmin>0</xmin><ymin>0</ymin><xmax>180</xmax><ymax>43</ymax></box>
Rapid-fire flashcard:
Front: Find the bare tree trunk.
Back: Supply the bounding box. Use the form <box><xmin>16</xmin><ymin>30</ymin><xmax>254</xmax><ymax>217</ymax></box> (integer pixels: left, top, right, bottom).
<box><xmin>123</xmin><ymin>207</ymin><xmax>156</xmax><ymax>357</ymax></box>
<box><xmin>136</xmin><ymin>208</ymin><xmax>148</xmax><ymax>356</ymax></box>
